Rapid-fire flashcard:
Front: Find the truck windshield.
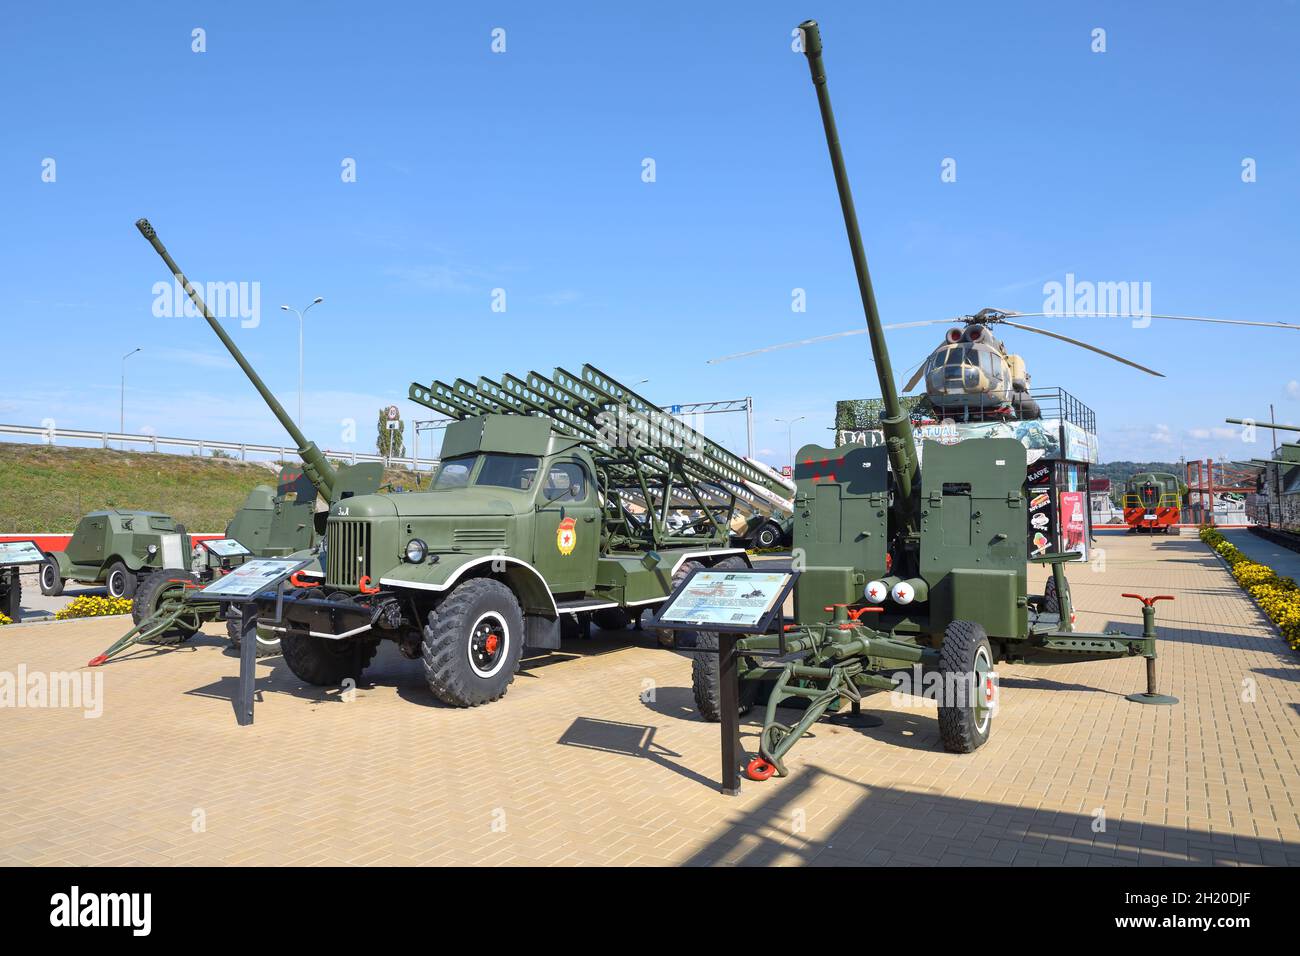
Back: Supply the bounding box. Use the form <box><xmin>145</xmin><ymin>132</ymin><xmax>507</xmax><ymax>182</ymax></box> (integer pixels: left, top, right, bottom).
<box><xmin>432</xmin><ymin>454</ymin><xmax>541</xmax><ymax>492</ymax></box>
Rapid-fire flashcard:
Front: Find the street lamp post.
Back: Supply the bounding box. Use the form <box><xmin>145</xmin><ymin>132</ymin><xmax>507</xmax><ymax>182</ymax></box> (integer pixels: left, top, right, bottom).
<box><xmin>280</xmin><ymin>297</ymin><xmax>324</xmax><ymax>427</ymax></box>
<box><xmin>775</xmin><ymin>415</ymin><xmax>806</xmax><ymax>470</ymax></box>
<box><xmin>120</xmin><ymin>347</ymin><xmax>142</xmax><ymax>447</ymax></box>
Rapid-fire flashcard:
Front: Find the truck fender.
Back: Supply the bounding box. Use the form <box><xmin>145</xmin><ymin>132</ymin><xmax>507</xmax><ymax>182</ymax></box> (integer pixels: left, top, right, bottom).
<box><xmin>379</xmin><ymin>554</ymin><xmax>558</xmax><ymax>617</ymax></box>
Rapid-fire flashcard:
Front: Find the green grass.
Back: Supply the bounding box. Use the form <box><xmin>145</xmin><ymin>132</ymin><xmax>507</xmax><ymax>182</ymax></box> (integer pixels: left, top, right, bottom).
<box><xmin>0</xmin><ymin>442</ymin><xmax>423</xmax><ymax>533</ymax></box>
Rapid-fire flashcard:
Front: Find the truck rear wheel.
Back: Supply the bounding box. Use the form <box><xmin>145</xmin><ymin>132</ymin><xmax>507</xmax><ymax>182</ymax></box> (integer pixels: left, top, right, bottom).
<box><xmin>105</xmin><ymin>561</ymin><xmax>137</xmax><ymax>599</ymax></box>
<box><xmin>227</xmin><ymin>612</ymin><xmax>282</xmax><ymax>657</ymax></box>
<box><xmin>691</xmin><ymin>629</ymin><xmax>760</xmax><ymax>722</ymax></box>
<box><xmin>133</xmin><ymin>569</ymin><xmax>202</xmax><ymax>644</ymax></box>
<box><xmin>685</xmin><ymin>556</ymin><xmax>757</xmax><ymax>720</ymax></box>
<box><xmin>280</xmin><ymin>631</ymin><xmax>379</xmax><ymax>686</ymax></box>
<box><xmin>421</xmin><ymin>578</ymin><xmax>525</xmax><ymax>707</ymax></box>
<box><xmin>39</xmin><ymin>559</ymin><xmax>64</xmax><ymax>597</ymax></box>
<box><xmin>936</xmin><ymin>620</ymin><xmax>995</xmax><ymax>753</ymax></box>
<box><xmin>754</xmin><ymin>522</ymin><xmax>782</xmax><ymax>549</ymax></box>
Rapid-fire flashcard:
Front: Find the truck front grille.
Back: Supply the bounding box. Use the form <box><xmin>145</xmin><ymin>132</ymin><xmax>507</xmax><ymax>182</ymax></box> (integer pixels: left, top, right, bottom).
<box><xmin>327</xmin><ymin>520</ymin><xmax>370</xmax><ymax>588</ymax></box>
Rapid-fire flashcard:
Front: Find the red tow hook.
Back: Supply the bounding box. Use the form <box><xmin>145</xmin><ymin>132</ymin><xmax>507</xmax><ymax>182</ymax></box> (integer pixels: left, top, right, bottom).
<box><xmin>745</xmin><ymin>757</ymin><xmax>777</xmax><ymax>781</ymax></box>
<box><xmin>837</xmin><ymin>606</ymin><xmax>884</xmax><ymax>630</ymax></box>
<box><xmin>358</xmin><ymin>575</ymin><xmax>381</xmax><ymax>595</ymax></box>
<box><xmin>288</xmin><ymin>571</ymin><xmax>320</xmax><ymax>589</ymax></box>
<box><xmin>1121</xmin><ymin>593</ymin><xmax>1174</xmax><ymax>607</ymax></box>
<box><xmin>846</xmin><ymin>607</ymin><xmax>883</xmax><ymax>621</ymax></box>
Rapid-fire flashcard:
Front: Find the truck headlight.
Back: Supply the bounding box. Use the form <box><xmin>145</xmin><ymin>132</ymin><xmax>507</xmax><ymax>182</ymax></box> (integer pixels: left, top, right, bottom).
<box><xmin>147</xmin><ymin>544</ymin><xmax>159</xmax><ymax>556</ymax></box>
<box><xmin>405</xmin><ymin>538</ymin><xmax>428</xmax><ymax>563</ymax></box>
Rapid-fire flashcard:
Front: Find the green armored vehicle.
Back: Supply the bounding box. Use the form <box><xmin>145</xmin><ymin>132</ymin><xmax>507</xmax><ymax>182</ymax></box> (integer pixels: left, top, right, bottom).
<box><xmin>238</xmin><ymin>365</ymin><xmax>788</xmax><ymax>707</ymax></box>
<box><xmin>40</xmin><ymin>510</ymin><xmax>191</xmax><ymax>599</ymax></box>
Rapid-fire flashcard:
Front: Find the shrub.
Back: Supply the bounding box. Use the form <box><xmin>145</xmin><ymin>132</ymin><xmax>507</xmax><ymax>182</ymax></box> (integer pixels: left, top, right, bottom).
<box><xmin>54</xmin><ymin>595</ymin><xmax>133</xmax><ymax>620</ymax></box>
<box><xmin>1202</xmin><ymin>526</ymin><xmax>1300</xmax><ymax>651</ymax></box>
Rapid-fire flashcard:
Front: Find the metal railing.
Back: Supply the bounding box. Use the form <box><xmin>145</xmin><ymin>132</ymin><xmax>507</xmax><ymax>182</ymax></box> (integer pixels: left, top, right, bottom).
<box><xmin>0</xmin><ymin>423</ymin><xmax>436</xmax><ymax>471</ymax></box>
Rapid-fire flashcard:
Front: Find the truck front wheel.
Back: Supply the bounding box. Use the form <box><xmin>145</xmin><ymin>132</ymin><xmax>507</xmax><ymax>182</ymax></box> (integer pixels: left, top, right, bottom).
<box><xmin>280</xmin><ymin>631</ymin><xmax>379</xmax><ymax>686</ymax></box>
<box><xmin>421</xmin><ymin>578</ymin><xmax>525</xmax><ymax>707</ymax></box>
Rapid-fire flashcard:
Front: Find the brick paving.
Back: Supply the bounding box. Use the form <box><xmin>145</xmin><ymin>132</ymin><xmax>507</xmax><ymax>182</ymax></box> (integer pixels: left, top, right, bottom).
<box><xmin>0</xmin><ymin>533</ymin><xmax>1296</xmax><ymax>866</ymax></box>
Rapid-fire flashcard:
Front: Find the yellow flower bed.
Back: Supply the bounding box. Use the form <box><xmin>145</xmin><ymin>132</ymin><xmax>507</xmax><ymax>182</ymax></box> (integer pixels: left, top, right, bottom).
<box><xmin>1201</xmin><ymin>526</ymin><xmax>1300</xmax><ymax>651</ymax></box>
<box><xmin>54</xmin><ymin>595</ymin><xmax>134</xmax><ymax>620</ymax></box>
<box><xmin>0</xmin><ymin>612</ymin><xmax>11</xmax><ymax>626</ymax></box>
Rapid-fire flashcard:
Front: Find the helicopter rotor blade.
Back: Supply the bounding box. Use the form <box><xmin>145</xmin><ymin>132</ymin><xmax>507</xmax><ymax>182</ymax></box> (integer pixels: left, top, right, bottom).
<box><xmin>1001</xmin><ymin>312</ymin><xmax>1300</xmax><ymax>332</ymax></box>
<box><xmin>998</xmin><ymin>319</ymin><xmax>1165</xmax><ymax>377</ymax></box>
<box><xmin>706</xmin><ymin>319</ymin><xmax>954</xmax><ymax>365</ymax></box>
<box><xmin>902</xmin><ymin>357</ymin><xmax>929</xmax><ymax>392</ymax></box>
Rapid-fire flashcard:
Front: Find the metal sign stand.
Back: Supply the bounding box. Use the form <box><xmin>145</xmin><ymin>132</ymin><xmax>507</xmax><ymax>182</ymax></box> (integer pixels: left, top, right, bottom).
<box><xmin>646</xmin><ymin>567</ymin><xmax>799</xmax><ymax>796</ymax></box>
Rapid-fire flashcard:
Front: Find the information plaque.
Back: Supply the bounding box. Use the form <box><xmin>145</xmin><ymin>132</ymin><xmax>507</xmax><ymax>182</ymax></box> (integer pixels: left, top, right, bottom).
<box><xmin>651</xmin><ymin>568</ymin><xmax>795</xmax><ymax>634</ymax></box>
<box><xmin>199</xmin><ymin>537</ymin><xmax>252</xmax><ymax>559</ymax></box>
<box><xmin>0</xmin><ymin>540</ymin><xmax>45</xmax><ymax>567</ymax></box>
<box><xmin>198</xmin><ymin>558</ymin><xmax>310</xmax><ymax>600</ymax></box>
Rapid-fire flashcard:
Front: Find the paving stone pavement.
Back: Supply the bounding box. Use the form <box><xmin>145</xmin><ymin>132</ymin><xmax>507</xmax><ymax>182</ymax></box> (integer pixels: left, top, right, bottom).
<box><xmin>0</xmin><ymin>533</ymin><xmax>1296</xmax><ymax>866</ymax></box>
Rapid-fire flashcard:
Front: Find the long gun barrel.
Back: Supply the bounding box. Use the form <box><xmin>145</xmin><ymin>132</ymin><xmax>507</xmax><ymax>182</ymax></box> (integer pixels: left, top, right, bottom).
<box><xmin>1226</xmin><ymin>417</ymin><xmax>1300</xmax><ymax>433</ymax></box>
<box><xmin>135</xmin><ymin>218</ymin><xmax>338</xmax><ymax>500</ymax></box>
<box><xmin>799</xmin><ymin>20</ymin><xmax>917</xmax><ymax>532</ymax></box>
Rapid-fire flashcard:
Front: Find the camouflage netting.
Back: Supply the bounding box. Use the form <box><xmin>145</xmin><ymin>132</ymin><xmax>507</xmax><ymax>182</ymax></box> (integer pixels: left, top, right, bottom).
<box><xmin>834</xmin><ymin>397</ymin><xmax>930</xmax><ymax>432</ymax></box>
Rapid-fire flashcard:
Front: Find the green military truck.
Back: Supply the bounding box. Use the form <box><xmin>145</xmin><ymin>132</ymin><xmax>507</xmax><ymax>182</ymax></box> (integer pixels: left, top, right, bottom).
<box><xmin>40</xmin><ymin>510</ymin><xmax>191</xmax><ymax>599</ymax></box>
<box><xmin>245</xmin><ymin>364</ymin><xmax>790</xmax><ymax>708</ymax></box>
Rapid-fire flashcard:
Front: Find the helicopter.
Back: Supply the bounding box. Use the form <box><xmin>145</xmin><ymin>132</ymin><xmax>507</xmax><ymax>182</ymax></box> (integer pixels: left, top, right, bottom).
<box><xmin>709</xmin><ymin>308</ymin><xmax>1300</xmax><ymax>422</ymax></box>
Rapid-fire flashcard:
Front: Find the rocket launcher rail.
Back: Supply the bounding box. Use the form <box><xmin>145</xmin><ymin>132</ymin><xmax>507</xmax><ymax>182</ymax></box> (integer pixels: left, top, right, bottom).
<box><xmin>409</xmin><ymin>364</ymin><xmax>790</xmax><ymax>517</ymax></box>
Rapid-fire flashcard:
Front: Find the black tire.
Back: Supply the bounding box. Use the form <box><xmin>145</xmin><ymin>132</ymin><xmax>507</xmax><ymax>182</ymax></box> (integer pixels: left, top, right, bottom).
<box><xmin>39</xmin><ymin>559</ymin><xmax>64</xmax><ymax>597</ymax></box>
<box><xmin>3</xmin><ymin>572</ymin><xmax>21</xmax><ymax>619</ymax></box>
<box><xmin>105</xmin><ymin>561</ymin><xmax>136</xmax><ymax>599</ymax></box>
<box><xmin>133</xmin><ymin>569</ymin><xmax>202</xmax><ymax>644</ymax></box>
<box><xmin>936</xmin><ymin>620</ymin><xmax>995</xmax><ymax>754</ymax></box>
<box><xmin>754</xmin><ymin>522</ymin><xmax>782</xmax><ymax>550</ymax></box>
<box><xmin>280</xmin><ymin>630</ymin><xmax>379</xmax><ymax>686</ymax></box>
<box><xmin>421</xmin><ymin>578</ymin><xmax>525</xmax><ymax>707</ymax></box>
<box><xmin>592</xmin><ymin>608</ymin><xmax>631</xmax><ymax>631</ymax></box>
<box><xmin>227</xmin><ymin>608</ymin><xmax>283</xmax><ymax>657</ymax></box>
<box><xmin>687</xmin><ymin>556</ymin><xmax>758</xmax><ymax>721</ymax></box>
<box><xmin>1042</xmin><ymin>574</ymin><xmax>1065</xmax><ymax>615</ymax></box>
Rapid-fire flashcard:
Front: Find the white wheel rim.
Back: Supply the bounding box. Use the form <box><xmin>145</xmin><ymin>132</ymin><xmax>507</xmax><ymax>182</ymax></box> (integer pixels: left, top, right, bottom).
<box><xmin>973</xmin><ymin>645</ymin><xmax>993</xmax><ymax>735</ymax></box>
<box><xmin>42</xmin><ymin>565</ymin><xmax>54</xmax><ymax>589</ymax></box>
<box><xmin>108</xmin><ymin>571</ymin><xmax>124</xmax><ymax>597</ymax></box>
<box><xmin>467</xmin><ymin>611</ymin><xmax>509</xmax><ymax>678</ymax></box>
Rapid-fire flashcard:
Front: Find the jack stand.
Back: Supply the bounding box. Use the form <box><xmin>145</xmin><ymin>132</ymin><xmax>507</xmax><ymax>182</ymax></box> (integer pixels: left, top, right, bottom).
<box><xmin>828</xmin><ymin>698</ymin><xmax>883</xmax><ymax>728</ymax></box>
<box><xmin>1122</xmin><ymin>594</ymin><xmax>1178</xmax><ymax>705</ymax></box>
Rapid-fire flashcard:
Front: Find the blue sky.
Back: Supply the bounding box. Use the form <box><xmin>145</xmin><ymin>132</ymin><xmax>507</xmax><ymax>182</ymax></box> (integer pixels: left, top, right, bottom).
<box><xmin>2</xmin><ymin>2</ymin><xmax>1297</xmax><ymax>467</ymax></box>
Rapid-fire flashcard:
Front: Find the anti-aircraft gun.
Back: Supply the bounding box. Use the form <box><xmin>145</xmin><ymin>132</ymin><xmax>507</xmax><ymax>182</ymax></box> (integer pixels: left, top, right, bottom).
<box><xmin>679</xmin><ymin>21</ymin><xmax>1177</xmax><ymax>784</ymax></box>
<box><xmin>235</xmin><ymin>363</ymin><xmax>791</xmax><ymax>708</ymax></box>
<box><xmin>87</xmin><ymin>221</ymin><xmax>384</xmax><ymax>667</ymax></box>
